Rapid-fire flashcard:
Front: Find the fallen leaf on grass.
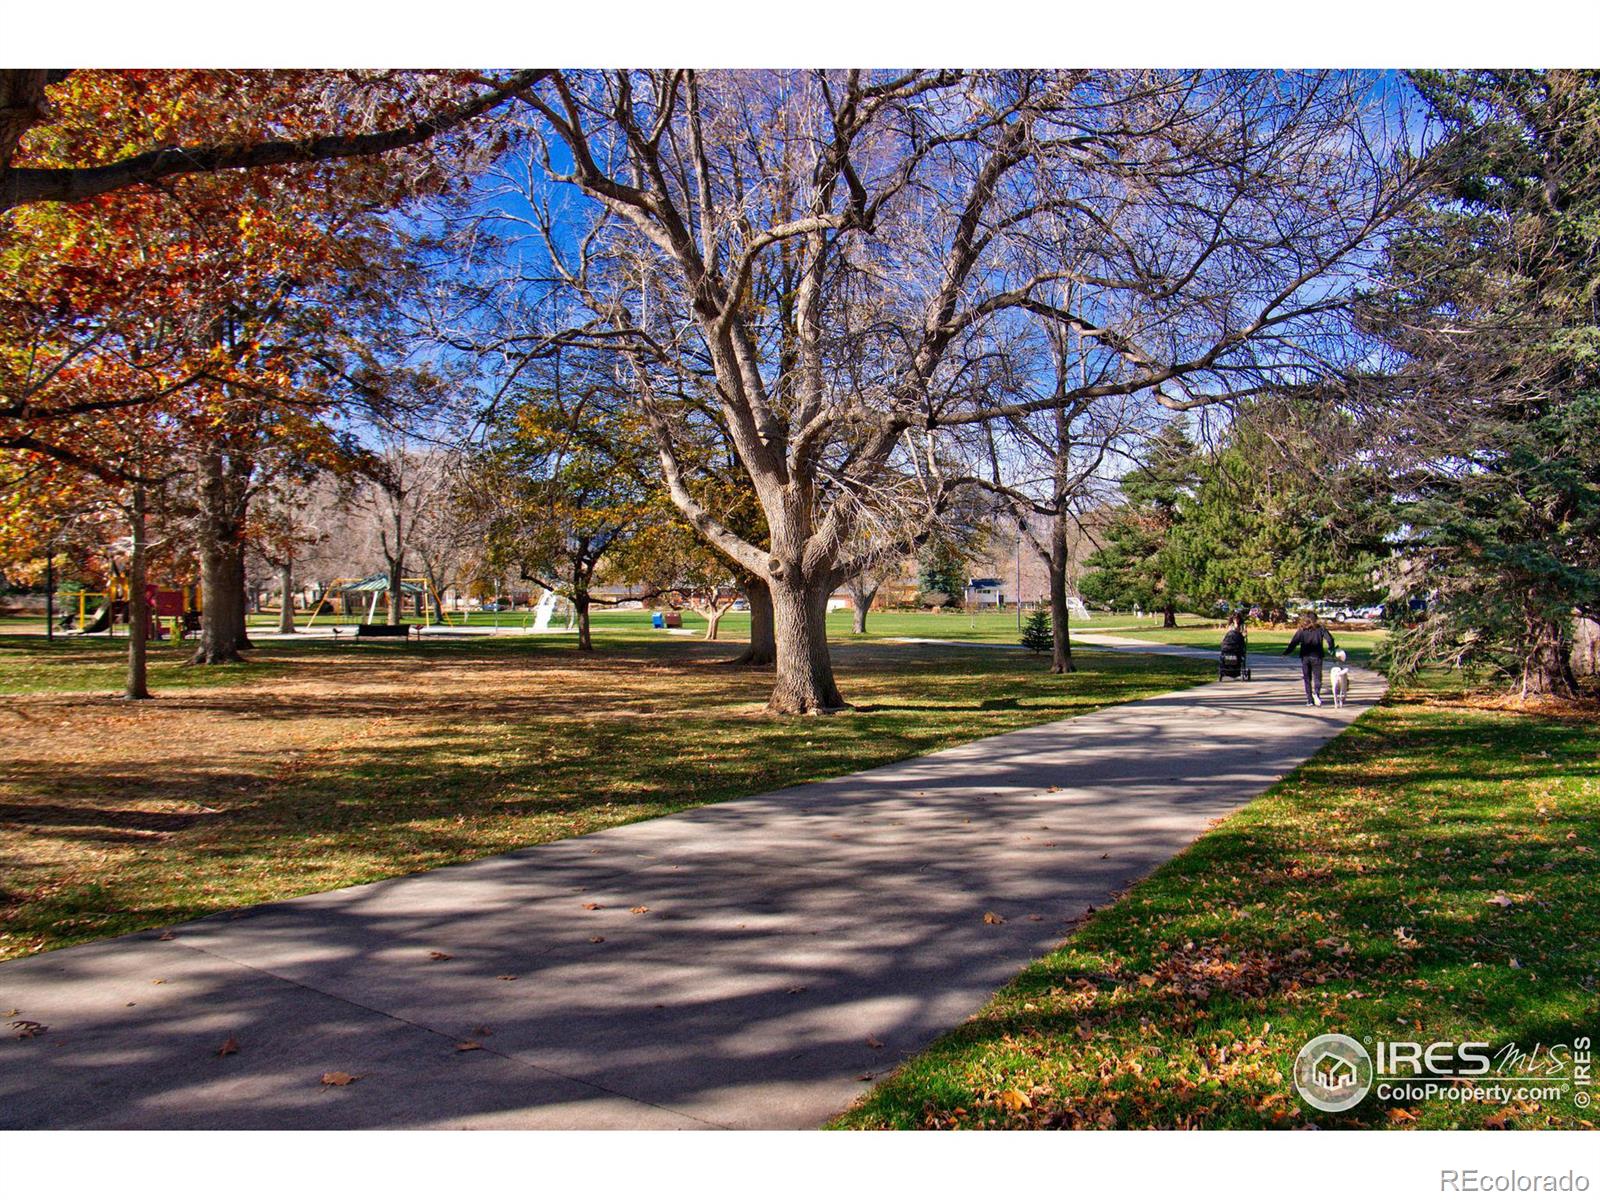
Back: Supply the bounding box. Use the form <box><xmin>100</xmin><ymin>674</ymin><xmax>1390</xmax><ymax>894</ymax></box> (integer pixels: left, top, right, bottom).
<box><xmin>983</xmin><ymin>912</ymin><xmax>1005</xmax><ymax>925</ymax></box>
<box><xmin>582</xmin><ymin>903</ymin><xmax>603</xmax><ymax>911</ymax></box>
<box><xmin>589</xmin><ymin>936</ymin><xmax>606</xmax><ymax>944</ymax></box>
<box><xmin>1487</xmin><ymin>893</ymin><xmax>1515</xmax><ymax>908</ymax></box>
<box><xmin>472</xmin><ymin>1026</ymin><xmax>493</xmax><ymax>1037</ymax></box>
<box><xmin>1387</xmin><ymin>1107</ymin><xmax>1418</xmax><ymax>1124</ymax></box>
<box><xmin>629</xmin><ymin>906</ymin><xmax>649</xmax><ymax>915</ymax></box>
<box><xmin>865</xmin><ymin>1036</ymin><xmax>884</xmax><ymax>1049</ymax></box>
<box><xmin>216</xmin><ymin>1038</ymin><xmax>240</xmax><ymax>1057</ymax></box>
<box><xmin>496</xmin><ymin>974</ymin><xmax>518</xmax><ymax>981</ymax></box>
<box><xmin>998</xmin><ymin>1088</ymin><xmax>1032</xmax><ymax>1112</ymax></box>
<box><xmin>2</xmin><ymin>1009</ymin><xmax>17</xmax><ymax>1018</ymax></box>
<box><xmin>786</xmin><ymin>986</ymin><xmax>807</xmax><ymax>995</ymax></box>
<box><xmin>1137</xmin><ymin>973</ymin><xmax>1158</xmax><ymax>988</ymax></box>
<box><xmin>455</xmin><ymin>1041</ymin><xmax>483</xmax><ymax>1053</ymax></box>
<box><xmin>1027</xmin><ymin>914</ymin><xmax>1043</xmax><ymax>922</ymax></box>
<box><xmin>11</xmin><ymin>1020</ymin><xmax>47</xmax><ymax>1039</ymax></box>
<box><xmin>157</xmin><ymin>932</ymin><xmax>175</xmax><ymax>941</ymax></box>
<box><xmin>320</xmin><ymin>1071</ymin><xmax>360</xmax><ymax>1086</ymax></box>
<box><xmin>428</xmin><ymin>951</ymin><xmax>452</xmax><ymax>961</ymax></box>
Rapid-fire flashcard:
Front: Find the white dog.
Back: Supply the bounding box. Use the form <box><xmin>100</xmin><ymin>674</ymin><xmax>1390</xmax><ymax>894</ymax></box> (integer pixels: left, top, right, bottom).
<box><xmin>1329</xmin><ymin>649</ymin><xmax>1350</xmax><ymax>708</ymax></box>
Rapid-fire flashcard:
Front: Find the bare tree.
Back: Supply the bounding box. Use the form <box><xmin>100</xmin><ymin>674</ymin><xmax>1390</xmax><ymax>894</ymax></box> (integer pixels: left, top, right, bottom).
<box><xmin>360</xmin><ymin>438</ymin><xmax>456</xmax><ymax>625</ymax></box>
<box><xmin>498</xmin><ymin>70</ymin><xmax>1419</xmax><ymax>712</ymax></box>
<box><xmin>976</xmin><ymin>304</ymin><xmax>1162</xmax><ymax>671</ymax></box>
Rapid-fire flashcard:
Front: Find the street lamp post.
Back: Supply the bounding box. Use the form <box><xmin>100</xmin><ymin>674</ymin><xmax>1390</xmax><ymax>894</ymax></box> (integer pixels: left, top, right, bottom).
<box><xmin>1015</xmin><ymin>521</ymin><xmax>1023</xmax><ymax>631</ymax></box>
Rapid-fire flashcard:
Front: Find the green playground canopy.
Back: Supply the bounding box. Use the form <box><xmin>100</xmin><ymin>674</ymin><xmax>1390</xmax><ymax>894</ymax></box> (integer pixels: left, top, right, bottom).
<box><xmin>332</xmin><ymin>574</ymin><xmax>427</xmax><ymax>596</ymax></box>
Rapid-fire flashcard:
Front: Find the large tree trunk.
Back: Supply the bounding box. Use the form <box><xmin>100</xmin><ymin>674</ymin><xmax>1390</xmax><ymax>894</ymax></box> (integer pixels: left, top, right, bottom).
<box><xmin>847</xmin><ymin>580</ymin><xmax>879</xmax><ymax>635</ymax></box>
<box><xmin>574</xmin><ymin>591</ymin><xmax>592</xmax><ymax>651</ymax></box>
<box><xmin>1521</xmin><ymin>610</ymin><xmax>1576</xmax><ymax>699</ymax></box>
<box><xmin>768</xmin><ymin>573</ymin><xmax>846</xmax><ymax>714</ymax></box>
<box><xmin>727</xmin><ymin>576</ymin><xmax>776</xmax><ymax>667</ymax></box>
<box><xmin>1573</xmin><ymin>617</ymin><xmax>1600</xmax><ymax>681</ymax></box>
<box><xmin>704</xmin><ymin>604</ymin><xmax>727</xmax><ymax>642</ymax></box>
<box><xmin>125</xmin><ymin>484</ymin><xmax>151</xmax><ymax>700</ymax></box>
<box><xmin>386</xmin><ymin>556</ymin><xmax>404</xmax><ymax>625</ymax></box>
<box><xmin>191</xmin><ymin>449</ymin><xmax>246</xmax><ymax>665</ymax></box>
<box><xmin>276</xmin><ymin>558</ymin><xmax>296</xmax><ymax>634</ymax></box>
<box><xmin>234</xmin><ymin>553</ymin><xmax>253</xmax><ymax>649</ymax></box>
<box><xmin>1162</xmin><ymin>603</ymin><xmax>1177</xmax><ymax>629</ymax></box>
<box><xmin>1046</xmin><ymin>538</ymin><xmax>1076</xmax><ymax>674</ymax></box>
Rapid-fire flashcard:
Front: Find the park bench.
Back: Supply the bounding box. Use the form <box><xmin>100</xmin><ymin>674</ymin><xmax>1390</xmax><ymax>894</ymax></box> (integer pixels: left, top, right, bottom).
<box><xmin>355</xmin><ymin>622</ymin><xmax>416</xmax><ymax>640</ymax></box>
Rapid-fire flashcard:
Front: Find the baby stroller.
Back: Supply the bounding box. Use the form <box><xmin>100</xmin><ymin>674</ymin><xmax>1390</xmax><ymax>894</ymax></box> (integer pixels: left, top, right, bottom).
<box><xmin>1218</xmin><ymin>627</ymin><xmax>1251</xmax><ymax>681</ymax></box>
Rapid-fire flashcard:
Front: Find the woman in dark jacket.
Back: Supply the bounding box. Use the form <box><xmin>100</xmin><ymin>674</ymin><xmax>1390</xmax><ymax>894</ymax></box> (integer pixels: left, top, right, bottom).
<box><xmin>1282</xmin><ymin>613</ymin><xmax>1337</xmax><ymax>705</ymax></box>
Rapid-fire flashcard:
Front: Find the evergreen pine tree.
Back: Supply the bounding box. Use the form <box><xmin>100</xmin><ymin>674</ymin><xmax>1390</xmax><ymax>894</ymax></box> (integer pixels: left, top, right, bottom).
<box><xmin>1362</xmin><ymin>70</ymin><xmax>1600</xmax><ymax>695</ymax></box>
<box><xmin>1020</xmin><ymin>607</ymin><xmax>1053</xmax><ymax>654</ymax></box>
<box><xmin>1167</xmin><ymin>401</ymin><xmax>1393</xmax><ymax>620</ymax></box>
<box><xmin>1079</xmin><ymin>420</ymin><xmax>1198</xmax><ymax>626</ymax></box>
<box><xmin>916</xmin><ymin>537</ymin><xmax>967</xmax><ymax>607</ymax></box>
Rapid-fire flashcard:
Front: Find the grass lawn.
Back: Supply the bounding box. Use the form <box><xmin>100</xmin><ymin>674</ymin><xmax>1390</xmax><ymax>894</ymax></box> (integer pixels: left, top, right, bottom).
<box><xmin>0</xmin><ymin>634</ymin><xmax>293</xmax><ymax>695</ymax></box>
<box><xmin>0</xmin><ymin>623</ymin><xmax>1207</xmax><ymax>961</ymax></box>
<box><xmin>833</xmin><ymin>684</ymin><xmax>1599</xmax><ymax>1131</ymax></box>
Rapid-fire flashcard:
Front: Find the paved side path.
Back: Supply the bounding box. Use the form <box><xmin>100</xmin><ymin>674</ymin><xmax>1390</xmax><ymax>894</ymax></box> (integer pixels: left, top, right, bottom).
<box><xmin>0</xmin><ymin>651</ymin><xmax>1382</xmax><ymax>1130</ymax></box>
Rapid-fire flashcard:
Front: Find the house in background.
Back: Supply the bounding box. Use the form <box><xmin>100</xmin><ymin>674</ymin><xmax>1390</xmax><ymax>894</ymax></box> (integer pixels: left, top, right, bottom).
<box><xmin>965</xmin><ymin>577</ymin><xmax>1007</xmax><ymax>607</ymax></box>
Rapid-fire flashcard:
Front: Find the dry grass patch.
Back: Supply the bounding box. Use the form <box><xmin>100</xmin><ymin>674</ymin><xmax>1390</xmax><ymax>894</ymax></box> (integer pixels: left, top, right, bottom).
<box><xmin>0</xmin><ymin>630</ymin><xmax>1205</xmax><ymax>960</ymax></box>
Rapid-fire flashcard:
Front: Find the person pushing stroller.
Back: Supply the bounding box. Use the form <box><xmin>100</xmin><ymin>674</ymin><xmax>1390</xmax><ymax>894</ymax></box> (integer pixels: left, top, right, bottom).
<box><xmin>1218</xmin><ymin>612</ymin><xmax>1250</xmax><ymax>680</ymax></box>
<box><xmin>1282</xmin><ymin>612</ymin><xmax>1337</xmax><ymax>706</ymax></box>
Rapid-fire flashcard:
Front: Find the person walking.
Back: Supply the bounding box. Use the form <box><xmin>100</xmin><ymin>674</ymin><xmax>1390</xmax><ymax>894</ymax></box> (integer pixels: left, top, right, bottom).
<box><xmin>1282</xmin><ymin>612</ymin><xmax>1337</xmax><ymax>705</ymax></box>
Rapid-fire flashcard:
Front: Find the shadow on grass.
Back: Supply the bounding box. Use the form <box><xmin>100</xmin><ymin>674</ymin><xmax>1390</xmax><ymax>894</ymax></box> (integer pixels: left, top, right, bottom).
<box><xmin>836</xmin><ymin>700</ymin><xmax>1599</xmax><ymax>1130</ymax></box>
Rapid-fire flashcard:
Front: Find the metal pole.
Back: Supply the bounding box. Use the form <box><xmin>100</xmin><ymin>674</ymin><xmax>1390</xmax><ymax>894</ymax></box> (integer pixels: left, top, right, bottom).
<box><xmin>45</xmin><ymin>550</ymin><xmax>55</xmax><ymax>641</ymax></box>
<box><xmin>1015</xmin><ymin>524</ymin><xmax>1023</xmax><ymax>631</ymax></box>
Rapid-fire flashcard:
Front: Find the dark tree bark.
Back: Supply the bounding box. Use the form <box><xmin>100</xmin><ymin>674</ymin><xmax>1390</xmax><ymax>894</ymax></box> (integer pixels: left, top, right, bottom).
<box><xmin>387</xmin><ymin>561</ymin><xmax>403</xmax><ymax>624</ymax></box>
<box><xmin>1163</xmin><ymin>604</ymin><xmax>1177</xmax><ymax>629</ymax></box>
<box><xmin>1522</xmin><ymin>610</ymin><xmax>1577</xmax><ymax>699</ymax></box>
<box><xmin>768</xmin><ymin>573</ymin><xmax>846</xmax><ymax>714</ymax></box>
<box><xmin>276</xmin><ymin>558</ymin><xmax>296</xmax><ymax>634</ymax></box>
<box><xmin>125</xmin><ymin>483</ymin><xmax>151</xmax><ymax>700</ymax></box>
<box><xmin>574</xmin><ymin>591</ymin><xmax>592</xmax><ymax>651</ymax></box>
<box><xmin>846</xmin><ymin>577</ymin><xmax>879</xmax><ymax>636</ymax></box>
<box><xmin>234</xmin><ymin>553</ymin><xmax>253</xmax><ymax>649</ymax></box>
<box><xmin>190</xmin><ymin>448</ymin><xmax>246</xmax><ymax>665</ymax></box>
<box><xmin>1046</xmin><ymin>519</ymin><xmax>1076</xmax><ymax>674</ymax></box>
<box><xmin>727</xmin><ymin>576</ymin><xmax>776</xmax><ymax>667</ymax></box>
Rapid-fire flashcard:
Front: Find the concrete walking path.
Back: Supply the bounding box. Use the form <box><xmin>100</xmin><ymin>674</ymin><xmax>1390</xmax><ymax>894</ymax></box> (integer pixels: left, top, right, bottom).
<box><xmin>0</xmin><ymin>647</ymin><xmax>1382</xmax><ymax>1130</ymax></box>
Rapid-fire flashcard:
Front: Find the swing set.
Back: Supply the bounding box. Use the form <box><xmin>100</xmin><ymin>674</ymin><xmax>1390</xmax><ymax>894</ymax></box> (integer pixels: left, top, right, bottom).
<box><xmin>304</xmin><ymin>575</ymin><xmax>458</xmax><ymax>627</ymax></box>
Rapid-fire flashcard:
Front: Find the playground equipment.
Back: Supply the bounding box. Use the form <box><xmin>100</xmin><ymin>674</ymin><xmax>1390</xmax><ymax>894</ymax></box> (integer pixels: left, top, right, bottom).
<box><xmin>531</xmin><ymin>589</ymin><xmax>560</xmax><ymax>632</ymax></box>
<box><xmin>307</xmin><ymin>575</ymin><xmax>456</xmax><ymax>628</ymax></box>
<box><xmin>70</xmin><ymin>581</ymin><xmax>199</xmax><ymax>639</ymax></box>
